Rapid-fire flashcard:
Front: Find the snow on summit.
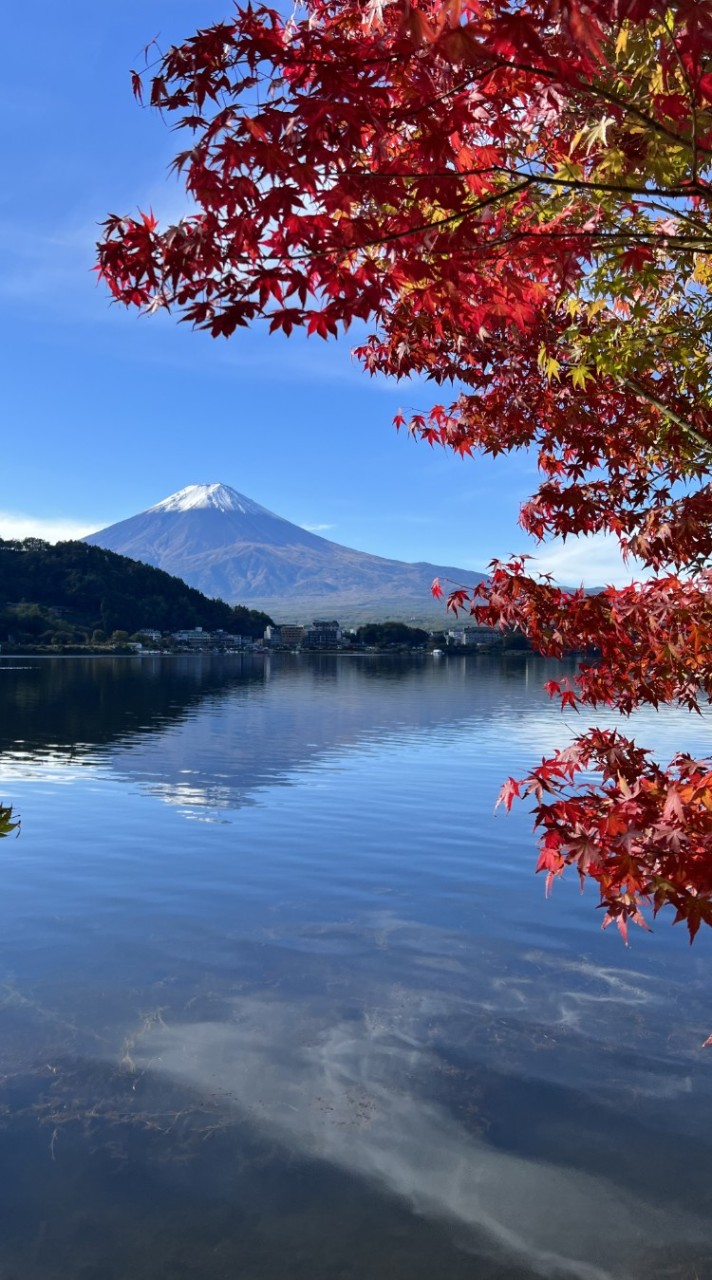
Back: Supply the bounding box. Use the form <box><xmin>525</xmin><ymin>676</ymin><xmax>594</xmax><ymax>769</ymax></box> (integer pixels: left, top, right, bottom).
<box><xmin>148</xmin><ymin>483</ymin><xmax>268</xmax><ymax>516</ymax></box>
<box><xmin>87</xmin><ymin>479</ymin><xmax>480</xmax><ymax>616</ymax></box>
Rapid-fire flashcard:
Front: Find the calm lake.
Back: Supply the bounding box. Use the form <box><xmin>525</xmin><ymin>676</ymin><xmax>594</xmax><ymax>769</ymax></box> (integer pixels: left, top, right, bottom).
<box><xmin>0</xmin><ymin>652</ymin><xmax>711</xmax><ymax>1280</ymax></box>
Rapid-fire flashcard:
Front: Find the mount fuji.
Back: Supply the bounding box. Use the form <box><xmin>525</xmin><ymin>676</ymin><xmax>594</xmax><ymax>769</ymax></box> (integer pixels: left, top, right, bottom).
<box><xmin>85</xmin><ymin>483</ymin><xmax>482</xmax><ymax>622</ymax></box>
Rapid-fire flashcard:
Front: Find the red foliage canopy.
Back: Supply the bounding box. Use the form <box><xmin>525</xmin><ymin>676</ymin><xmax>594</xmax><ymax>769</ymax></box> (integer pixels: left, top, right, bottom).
<box><xmin>96</xmin><ymin>0</ymin><xmax>712</xmax><ymax>942</ymax></box>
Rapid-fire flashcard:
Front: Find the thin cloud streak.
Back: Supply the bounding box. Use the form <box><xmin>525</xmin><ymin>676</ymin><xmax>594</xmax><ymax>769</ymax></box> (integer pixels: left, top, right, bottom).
<box><xmin>523</xmin><ymin>532</ymin><xmax>652</xmax><ymax>589</ymax></box>
<box><xmin>455</xmin><ymin>532</ymin><xmax>654</xmax><ymax>588</ymax></box>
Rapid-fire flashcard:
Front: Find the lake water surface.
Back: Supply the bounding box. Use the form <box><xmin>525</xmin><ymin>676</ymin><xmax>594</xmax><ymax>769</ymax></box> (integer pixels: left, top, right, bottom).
<box><xmin>0</xmin><ymin>653</ymin><xmax>711</xmax><ymax>1280</ymax></box>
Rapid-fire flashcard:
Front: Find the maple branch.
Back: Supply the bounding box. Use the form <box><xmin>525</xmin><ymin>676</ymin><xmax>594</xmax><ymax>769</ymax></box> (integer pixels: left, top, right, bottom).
<box><xmin>474</xmin><ymin>50</ymin><xmax>712</xmax><ymax>157</ymax></box>
<box><xmin>397</xmin><ymin>225</ymin><xmax>712</xmax><ymax>260</ymax></box>
<box><xmin>356</xmin><ymin>164</ymin><xmax>711</xmax><ymax>205</ymax></box>
<box><xmin>395</xmin><ymin>69</ymin><xmax>499</xmax><ymax>122</ymax></box>
<box><xmin>316</xmin><ymin>38</ymin><xmax>711</xmax><ymax>159</ymax></box>
<box><xmin>654</xmin><ymin>0</ymin><xmax>700</xmax><ymax>184</ymax></box>
<box><xmin>341</xmin><ymin>178</ymin><xmax>534</xmax><ymax>251</ymax></box>
<box><xmin>619</xmin><ymin>377</ymin><xmax>712</xmax><ymax>459</ymax></box>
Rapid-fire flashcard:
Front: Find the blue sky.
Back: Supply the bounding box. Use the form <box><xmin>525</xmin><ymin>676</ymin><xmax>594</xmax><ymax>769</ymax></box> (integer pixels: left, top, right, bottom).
<box><xmin>1</xmin><ymin>0</ymin><xmax>633</xmax><ymax>586</ymax></box>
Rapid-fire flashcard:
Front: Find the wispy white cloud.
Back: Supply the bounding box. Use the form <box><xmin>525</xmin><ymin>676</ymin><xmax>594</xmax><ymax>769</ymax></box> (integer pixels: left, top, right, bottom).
<box><xmin>522</xmin><ymin>532</ymin><xmax>653</xmax><ymax>589</ymax></box>
<box><xmin>431</xmin><ymin>530</ymin><xmax>660</xmax><ymax>590</ymax></box>
<box><xmin>301</xmin><ymin>522</ymin><xmax>335</xmax><ymax>533</ymax></box>
<box><xmin>0</xmin><ymin>511</ymin><xmax>98</xmax><ymax>543</ymax></box>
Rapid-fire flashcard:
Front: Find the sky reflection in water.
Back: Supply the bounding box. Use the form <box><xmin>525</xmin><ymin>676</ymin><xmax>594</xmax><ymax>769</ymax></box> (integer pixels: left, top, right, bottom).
<box><xmin>0</xmin><ymin>653</ymin><xmax>711</xmax><ymax>1280</ymax></box>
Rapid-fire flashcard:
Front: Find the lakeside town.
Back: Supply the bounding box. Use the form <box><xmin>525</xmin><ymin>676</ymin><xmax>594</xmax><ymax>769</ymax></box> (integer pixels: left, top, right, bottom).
<box><xmin>0</xmin><ymin>540</ymin><xmax>530</xmax><ymax>656</ymax></box>
<box><xmin>155</xmin><ymin>619</ymin><xmax>527</xmax><ymax>653</ymax></box>
<box><xmin>0</xmin><ymin>618</ymin><xmax>531</xmax><ymax>656</ymax></box>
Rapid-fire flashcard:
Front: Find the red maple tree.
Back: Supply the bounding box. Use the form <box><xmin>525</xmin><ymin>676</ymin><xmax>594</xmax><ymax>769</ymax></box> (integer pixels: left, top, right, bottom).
<box><xmin>96</xmin><ymin>0</ymin><xmax>712</xmax><ymax>942</ymax></box>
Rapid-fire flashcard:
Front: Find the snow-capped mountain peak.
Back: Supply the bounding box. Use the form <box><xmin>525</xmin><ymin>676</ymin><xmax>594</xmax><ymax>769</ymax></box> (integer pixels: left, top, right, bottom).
<box><xmin>87</xmin><ymin>480</ymin><xmax>480</xmax><ymax>618</ymax></box>
<box><xmin>147</xmin><ymin>483</ymin><xmax>269</xmax><ymax>517</ymax></box>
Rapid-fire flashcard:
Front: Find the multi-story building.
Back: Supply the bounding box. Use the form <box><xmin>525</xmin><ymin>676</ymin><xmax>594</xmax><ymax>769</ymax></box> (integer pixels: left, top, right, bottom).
<box><xmin>211</xmin><ymin>630</ymin><xmax>245</xmax><ymax>649</ymax></box>
<box><xmin>172</xmin><ymin>628</ymin><xmax>208</xmax><ymax>648</ymax></box>
<box><xmin>449</xmin><ymin>625</ymin><xmax>501</xmax><ymax>646</ymax></box>
<box><xmin>279</xmin><ymin>624</ymin><xmax>305</xmax><ymax>647</ymax></box>
<box><xmin>265</xmin><ymin>623</ymin><xmax>307</xmax><ymax>647</ymax></box>
<box><xmin>303</xmin><ymin>620</ymin><xmax>341</xmax><ymax>649</ymax></box>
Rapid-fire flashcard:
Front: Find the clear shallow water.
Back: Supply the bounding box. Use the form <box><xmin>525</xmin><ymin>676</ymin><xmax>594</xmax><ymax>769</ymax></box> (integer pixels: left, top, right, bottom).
<box><xmin>0</xmin><ymin>652</ymin><xmax>711</xmax><ymax>1280</ymax></box>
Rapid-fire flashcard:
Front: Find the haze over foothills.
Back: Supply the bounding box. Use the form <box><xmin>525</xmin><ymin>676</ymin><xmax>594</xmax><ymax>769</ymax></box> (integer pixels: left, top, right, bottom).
<box><xmin>3</xmin><ymin>1</ymin><xmax>640</xmax><ymax>590</ymax></box>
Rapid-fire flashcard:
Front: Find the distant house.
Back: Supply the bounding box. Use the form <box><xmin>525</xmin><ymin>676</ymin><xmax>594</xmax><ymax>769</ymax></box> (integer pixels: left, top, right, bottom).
<box><xmin>264</xmin><ymin>624</ymin><xmax>306</xmax><ymax>647</ymax></box>
<box><xmin>212</xmin><ymin>630</ymin><xmax>244</xmax><ymax>649</ymax></box>
<box><xmin>279</xmin><ymin>624</ymin><xmax>305</xmax><ymax>647</ymax></box>
<box><xmin>455</xmin><ymin>625</ymin><xmax>499</xmax><ymax>646</ymax></box>
<box><xmin>303</xmin><ymin>620</ymin><xmax>341</xmax><ymax>649</ymax></box>
<box><xmin>168</xmin><ymin>628</ymin><xmax>250</xmax><ymax>650</ymax></box>
<box><xmin>136</xmin><ymin>628</ymin><xmax>162</xmax><ymax>642</ymax></box>
<box><xmin>172</xmin><ymin>628</ymin><xmax>207</xmax><ymax>648</ymax></box>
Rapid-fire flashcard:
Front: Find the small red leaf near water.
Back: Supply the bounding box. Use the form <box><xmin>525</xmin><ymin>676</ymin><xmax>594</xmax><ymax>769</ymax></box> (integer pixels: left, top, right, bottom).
<box><xmin>496</xmin><ymin>777</ymin><xmax>521</xmax><ymax>812</ymax></box>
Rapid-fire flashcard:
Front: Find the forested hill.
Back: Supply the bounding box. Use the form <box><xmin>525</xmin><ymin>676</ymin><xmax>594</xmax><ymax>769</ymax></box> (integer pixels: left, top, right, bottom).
<box><xmin>0</xmin><ymin>538</ymin><xmax>273</xmax><ymax>639</ymax></box>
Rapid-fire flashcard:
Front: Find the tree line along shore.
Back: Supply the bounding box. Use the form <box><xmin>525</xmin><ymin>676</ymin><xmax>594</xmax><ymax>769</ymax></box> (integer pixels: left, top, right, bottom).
<box><xmin>0</xmin><ymin>537</ymin><xmax>535</xmax><ymax>656</ymax></box>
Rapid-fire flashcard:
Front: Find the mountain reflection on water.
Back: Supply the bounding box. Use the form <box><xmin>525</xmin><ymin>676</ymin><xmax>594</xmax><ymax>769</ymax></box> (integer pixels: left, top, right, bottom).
<box><xmin>0</xmin><ymin>653</ymin><xmax>711</xmax><ymax>1280</ymax></box>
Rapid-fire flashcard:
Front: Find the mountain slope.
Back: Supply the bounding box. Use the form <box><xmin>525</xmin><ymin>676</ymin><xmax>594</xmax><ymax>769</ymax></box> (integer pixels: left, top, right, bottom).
<box><xmin>0</xmin><ymin>536</ymin><xmax>272</xmax><ymax>638</ymax></box>
<box><xmin>86</xmin><ymin>483</ymin><xmax>481</xmax><ymax>621</ymax></box>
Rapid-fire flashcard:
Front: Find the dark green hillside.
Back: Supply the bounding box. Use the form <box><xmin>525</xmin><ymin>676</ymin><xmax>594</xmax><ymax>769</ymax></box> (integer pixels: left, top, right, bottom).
<box><xmin>0</xmin><ymin>539</ymin><xmax>272</xmax><ymax>642</ymax></box>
